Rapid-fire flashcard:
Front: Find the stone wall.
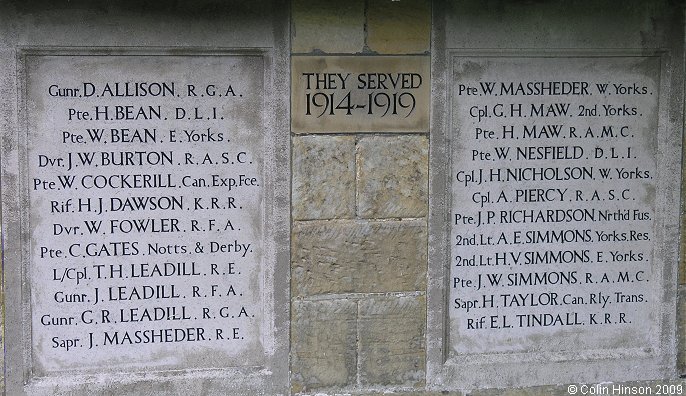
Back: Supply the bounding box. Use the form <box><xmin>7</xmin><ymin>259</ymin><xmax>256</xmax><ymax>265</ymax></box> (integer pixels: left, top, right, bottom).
<box><xmin>290</xmin><ymin>1</ymin><xmax>430</xmax><ymax>393</ymax></box>
<box><xmin>0</xmin><ymin>0</ymin><xmax>684</xmax><ymax>395</ymax></box>
<box><xmin>289</xmin><ymin>0</ymin><xmax>686</xmax><ymax>395</ymax></box>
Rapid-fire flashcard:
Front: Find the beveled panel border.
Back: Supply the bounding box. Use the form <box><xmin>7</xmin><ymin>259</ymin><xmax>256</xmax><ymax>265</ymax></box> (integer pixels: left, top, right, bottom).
<box><xmin>428</xmin><ymin>47</ymin><xmax>680</xmax><ymax>391</ymax></box>
<box><xmin>3</xmin><ymin>45</ymin><xmax>290</xmax><ymax>396</ymax></box>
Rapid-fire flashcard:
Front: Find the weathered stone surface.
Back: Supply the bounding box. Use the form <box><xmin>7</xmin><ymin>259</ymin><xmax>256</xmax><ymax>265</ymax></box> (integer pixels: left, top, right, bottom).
<box><xmin>26</xmin><ymin>54</ymin><xmax>269</xmax><ymax>374</ymax></box>
<box><xmin>358</xmin><ymin>294</ymin><xmax>426</xmax><ymax>387</ymax></box>
<box><xmin>442</xmin><ymin>55</ymin><xmax>677</xmax><ymax>388</ymax></box>
<box><xmin>0</xmin><ymin>225</ymin><xmax>3</xmax><ymax>394</ymax></box>
<box><xmin>291</xmin><ymin>299</ymin><xmax>357</xmax><ymax>393</ymax></box>
<box><xmin>366</xmin><ymin>0</ymin><xmax>431</xmax><ymax>54</ymax></box>
<box><xmin>347</xmin><ymin>380</ymin><xmax>686</xmax><ymax>395</ymax></box>
<box><xmin>445</xmin><ymin>0</ymin><xmax>670</xmax><ymax>50</ymax></box>
<box><xmin>357</xmin><ymin>136</ymin><xmax>428</xmax><ymax>219</ymax></box>
<box><xmin>351</xmin><ymin>393</ymin><xmax>462</xmax><ymax>396</ymax></box>
<box><xmin>470</xmin><ymin>381</ymin><xmax>686</xmax><ymax>396</ymax></box>
<box><xmin>3</xmin><ymin>16</ymin><xmax>292</xmax><ymax>388</ymax></box>
<box><xmin>679</xmin><ymin>288</ymin><xmax>686</xmax><ymax>375</ymax></box>
<box><xmin>293</xmin><ymin>135</ymin><xmax>356</xmax><ymax>220</ymax></box>
<box><xmin>292</xmin><ymin>220</ymin><xmax>427</xmax><ymax>297</ymax></box>
<box><xmin>681</xmin><ymin>154</ymin><xmax>686</xmax><ymax>286</ymax></box>
<box><xmin>291</xmin><ymin>0</ymin><xmax>365</xmax><ymax>53</ymax></box>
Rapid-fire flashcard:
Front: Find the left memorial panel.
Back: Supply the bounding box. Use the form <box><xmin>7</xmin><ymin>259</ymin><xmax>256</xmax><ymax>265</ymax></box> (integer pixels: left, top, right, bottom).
<box><xmin>3</xmin><ymin>52</ymin><xmax>288</xmax><ymax>394</ymax></box>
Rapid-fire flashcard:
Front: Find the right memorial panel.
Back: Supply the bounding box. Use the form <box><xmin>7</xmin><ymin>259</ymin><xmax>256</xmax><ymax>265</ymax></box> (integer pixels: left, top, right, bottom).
<box><xmin>444</xmin><ymin>54</ymin><xmax>679</xmax><ymax>388</ymax></box>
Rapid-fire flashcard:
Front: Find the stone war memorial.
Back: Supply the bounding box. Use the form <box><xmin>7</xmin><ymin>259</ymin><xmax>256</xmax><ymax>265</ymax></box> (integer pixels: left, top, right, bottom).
<box><xmin>0</xmin><ymin>0</ymin><xmax>685</xmax><ymax>395</ymax></box>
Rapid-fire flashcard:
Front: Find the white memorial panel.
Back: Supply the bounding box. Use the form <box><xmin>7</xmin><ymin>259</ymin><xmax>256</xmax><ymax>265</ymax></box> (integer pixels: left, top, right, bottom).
<box><xmin>451</xmin><ymin>56</ymin><xmax>659</xmax><ymax>353</ymax></box>
<box><xmin>26</xmin><ymin>54</ymin><xmax>267</xmax><ymax>373</ymax></box>
<box><xmin>439</xmin><ymin>54</ymin><xmax>677</xmax><ymax>387</ymax></box>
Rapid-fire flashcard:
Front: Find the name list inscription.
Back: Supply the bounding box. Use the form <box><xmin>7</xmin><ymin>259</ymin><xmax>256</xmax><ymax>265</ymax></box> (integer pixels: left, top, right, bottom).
<box><xmin>28</xmin><ymin>55</ymin><xmax>266</xmax><ymax>372</ymax></box>
<box><xmin>450</xmin><ymin>56</ymin><xmax>660</xmax><ymax>354</ymax></box>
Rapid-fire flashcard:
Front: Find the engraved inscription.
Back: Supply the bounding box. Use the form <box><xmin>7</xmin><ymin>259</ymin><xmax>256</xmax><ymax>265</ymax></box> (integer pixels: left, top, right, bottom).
<box><xmin>27</xmin><ymin>55</ymin><xmax>266</xmax><ymax>373</ymax></box>
<box><xmin>450</xmin><ymin>56</ymin><xmax>659</xmax><ymax>354</ymax></box>
<box><xmin>291</xmin><ymin>56</ymin><xmax>430</xmax><ymax>133</ymax></box>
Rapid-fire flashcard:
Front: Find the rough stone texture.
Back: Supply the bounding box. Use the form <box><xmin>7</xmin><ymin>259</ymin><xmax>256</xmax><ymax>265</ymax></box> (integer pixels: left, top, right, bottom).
<box><xmin>292</xmin><ymin>220</ymin><xmax>427</xmax><ymax>297</ymax></box>
<box><xmin>446</xmin><ymin>1</ymin><xmax>672</xmax><ymax>50</ymax></box>
<box><xmin>351</xmin><ymin>393</ymin><xmax>461</xmax><ymax>396</ymax></box>
<box><xmin>291</xmin><ymin>299</ymin><xmax>358</xmax><ymax>393</ymax></box>
<box><xmin>366</xmin><ymin>0</ymin><xmax>431</xmax><ymax>54</ymax></box>
<box><xmin>351</xmin><ymin>393</ymin><xmax>462</xmax><ymax>396</ymax></box>
<box><xmin>681</xmin><ymin>151</ymin><xmax>686</xmax><ymax>285</ymax></box>
<box><xmin>680</xmin><ymin>287</ymin><xmax>686</xmax><ymax>375</ymax></box>
<box><xmin>293</xmin><ymin>135</ymin><xmax>356</xmax><ymax>220</ymax></box>
<box><xmin>358</xmin><ymin>294</ymin><xmax>426</xmax><ymax>387</ymax></box>
<box><xmin>349</xmin><ymin>393</ymin><xmax>459</xmax><ymax>396</ymax></box>
<box><xmin>291</xmin><ymin>2</ymin><xmax>431</xmax><ymax>395</ymax></box>
<box><xmin>357</xmin><ymin>136</ymin><xmax>429</xmax><ymax>219</ymax></box>
<box><xmin>291</xmin><ymin>0</ymin><xmax>365</xmax><ymax>54</ymax></box>
<box><xmin>0</xmin><ymin>225</ymin><xmax>3</xmax><ymax>395</ymax></box>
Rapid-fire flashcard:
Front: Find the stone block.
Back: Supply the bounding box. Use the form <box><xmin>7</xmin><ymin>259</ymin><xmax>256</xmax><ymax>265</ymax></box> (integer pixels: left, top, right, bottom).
<box><xmin>292</xmin><ymin>0</ymin><xmax>365</xmax><ymax>53</ymax></box>
<box><xmin>366</xmin><ymin>0</ymin><xmax>431</xmax><ymax>54</ymax></box>
<box><xmin>291</xmin><ymin>56</ymin><xmax>430</xmax><ymax>134</ymax></box>
<box><xmin>291</xmin><ymin>299</ymin><xmax>358</xmax><ymax>393</ymax></box>
<box><xmin>357</xmin><ymin>136</ymin><xmax>428</xmax><ymax>219</ymax></box>
<box><xmin>358</xmin><ymin>294</ymin><xmax>426</xmax><ymax>387</ymax></box>
<box><xmin>293</xmin><ymin>135</ymin><xmax>356</xmax><ymax>220</ymax></box>
<box><xmin>291</xmin><ymin>220</ymin><xmax>427</xmax><ymax>297</ymax></box>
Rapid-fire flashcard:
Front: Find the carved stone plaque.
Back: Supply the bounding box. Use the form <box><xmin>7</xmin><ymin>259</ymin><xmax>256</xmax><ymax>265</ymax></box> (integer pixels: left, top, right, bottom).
<box><xmin>26</xmin><ymin>54</ymin><xmax>268</xmax><ymax>374</ymax></box>
<box><xmin>446</xmin><ymin>54</ymin><xmax>676</xmax><ymax>385</ymax></box>
<box><xmin>291</xmin><ymin>56</ymin><xmax>430</xmax><ymax>133</ymax></box>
